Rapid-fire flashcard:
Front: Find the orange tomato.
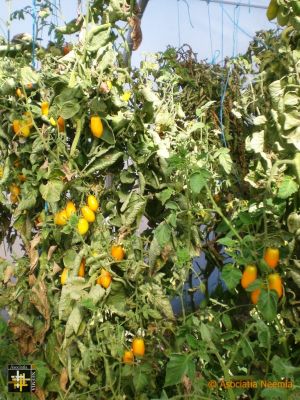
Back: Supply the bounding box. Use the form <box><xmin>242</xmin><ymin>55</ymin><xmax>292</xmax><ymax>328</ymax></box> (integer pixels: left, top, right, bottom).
<box><xmin>18</xmin><ymin>174</ymin><xmax>26</xmax><ymax>183</ymax></box>
<box><xmin>57</xmin><ymin>116</ymin><xmax>65</xmax><ymax>132</ymax></box>
<box><xmin>264</xmin><ymin>247</ymin><xmax>279</xmax><ymax>269</ymax></box>
<box><xmin>96</xmin><ymin>270</ymin><xmax>112</xmax><ymax>288</ymax></box>
<box><xmin>78</xmin><ymin>258</ymin><xmax>85</xmax><ymax>277</ymax></box>
<box><xmin>9</xmin><ymin>184</ymin><xmax>21</xmax><ymax>196</ymax></box>
<box><xmin>268</xmin><ymin>273</ymin><xmax>283</xmax><ymax>298</ymax></box>
<box><xmin>90</xmin><ymin>116</ymin><xmax>104</xmax><ymax>138</ymax></box>
<box><xmin>132</xmin><ymin>338</ymin><xmax>145</xmax><ymax>357</ymax></box>
<box><xmin>66</xmin><ymin>201</ymin><xmax>76</xmax><ymax>218</ymax></box>
<box><xmin>250</xmin><ymin>288</ymin><xmax>261</xmax><ymax>305</ymax></box>
<box><xmin>12</xmin><ymin>120</ymin><xmax>21</xmax><ymax>135</ymax></box>
<box><xmin>10</xmin><ymin>194</ymin><xmax>19</xmax><ymax>204</ymax></box>
<box><xmin>122</xmin><ymin>350</ymin><xmax>134</xmax><ymax>364</ymax></box>
<box><xmin>87</xmin><ymin>195</ymin><xmax>99</xmax><ymax>212</ymax></box>
<box><xmin>81</xmin><ymin>206</ymin><xmax>95</xmax><ymax>223</ymax></box>
<box><xmin>241</xmin><ymin>265</ymin><xmax>257</xmax><ymax>289</ymax></box>
<box><xmin>63</xmin><ymin>43</ymin><xmax>73</xmax><ymax>55</ymax></box>
<box><xmin>111</xmin><ymin>245</ymin><xmax>125</xmax><ymax>261</ymax></box>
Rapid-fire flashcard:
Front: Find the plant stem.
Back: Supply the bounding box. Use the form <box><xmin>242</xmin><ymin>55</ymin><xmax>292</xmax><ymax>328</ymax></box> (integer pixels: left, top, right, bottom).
<box><xmin>70</xmin><ymin>118</ymin><xmax>82</xmax><ymax>158</ymax></box>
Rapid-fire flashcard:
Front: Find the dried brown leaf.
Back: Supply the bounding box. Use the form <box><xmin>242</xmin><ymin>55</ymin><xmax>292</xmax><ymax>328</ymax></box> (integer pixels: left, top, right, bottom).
<box><xmin>61</xmin><ymin>163</ymin><xmax>76</xmax><ymax>181</ymax></box>
<box><xmin>34</xmin><ymin>386</ymin><xmax>46</xmax><ymax>400</ymax></box>
<box><xmin>9</xmin><ymin>321</ymin><xmax>36</xmax><ymax>354</ymax></box>
<box><xmin>28</xmin><ymin>274</ymin><xmax>36</xmax><ymax>287</ymax></box>
<box><xmin>30</xmin><ymin>280</ymin><xmax>50</xmax><ymax>344</ymax></box>
<box><xmin>128</xmin><ymin>16</ymin><xmax>142</xmax><ymax>51</ymax></box>
<box><xmin>182</xmin><ymin>375</ymin><xmax>192</xmax><ymax>394</ymax></box>
<box><xmin>47</xmin><ymin>245</ymin><xmax>57</xmax><ymax>261</ymax></box>
<box><xmin>52</xmin><ymin>261</ymin><xmax>62</xmax><ymax>275</ymax></box>
<box><xmin>3</xmin><ymin>265</ymin><xmax>14</xmax><ymax>284</ymax></box>
<box><xmin>59</xmin><ymin>368</ymin><xmax>69</xmax><ymax>392</ymax></box>
<box><xmin>29</xmin><ymin>234</ymin><xmax>41</xmax><ymax>273</ymax></box>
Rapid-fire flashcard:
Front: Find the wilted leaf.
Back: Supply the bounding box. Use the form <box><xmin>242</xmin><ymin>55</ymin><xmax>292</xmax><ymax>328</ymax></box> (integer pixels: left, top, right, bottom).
<box><xmin>39</xmin><ymin>180</ymin><xmax>64</xmax><ymax>203</ymax></box>
<box><xmin>59</xmin><ymin>368</ymin><xmax>68</xmax><ymax>392</ymax></box>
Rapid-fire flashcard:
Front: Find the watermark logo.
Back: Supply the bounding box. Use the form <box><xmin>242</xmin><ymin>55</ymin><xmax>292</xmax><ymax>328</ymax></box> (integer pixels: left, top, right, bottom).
<box><xmin>7</xmin><ymin>365</ymin><xmax>36</xmax><ymax>393</ymax></box>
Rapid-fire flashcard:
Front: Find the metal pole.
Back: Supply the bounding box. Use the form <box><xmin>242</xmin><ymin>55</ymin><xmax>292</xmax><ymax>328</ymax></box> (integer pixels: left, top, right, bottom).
<box><xmin>198</xmin><ymin>0</ymin><xmax>268</xmax><ymax>9</ymax></box>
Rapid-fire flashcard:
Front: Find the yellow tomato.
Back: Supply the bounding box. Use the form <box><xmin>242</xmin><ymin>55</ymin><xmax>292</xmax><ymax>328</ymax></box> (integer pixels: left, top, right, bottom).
<box><xmin>90</xmin><ymin>116</ymin><xmax>104</xmax><ymax>138</ymax></box>
<box><xmin>268</xmin><ymin>273</ymin><xmax>283</xmax><ymax>298</ymax></box>
<box><xmin>61</xmin><ymin>268</ymin><xmax>69</xmax><ymax>285</ymax></box>
<box><xmin>54</xmin><ymin>210</ymin><xmax>68</xmax><ymax>226</ymax></box>
<box><xmin>78</xmin><ymin>258</ymin><xmax>85</xmax><ymax>277</ymax></box>
<box><xmin>57</xmin><ymin>116</ymin><xmax>65</xmax><ymax>132</ymax></box>
<box><xmin>49</xmin><ymin>117</ymin><xmax>57</xmax><ymax>126</ymax></box>
<box><xmin>0</xmin><ymin>166</ymin><xmax>3</xmax><ymax>178</ymax></box>
<box><xmin>19</xmin><ymin>121</ymin><xmax>30</xmax><ymax>137</ymax></box>
<box><xmin>264</xmin><ymin>247</ymin><xmax>280</xmax><ymax>269</ymax></box>
<box><xmin>87</xmin><ymin>195</ymin><xmax>99</xmax><ymax>212</ymax></box>
<box><xmin>241</xmin><ymin>265</ymin><xmax>257</xmax><ymax>289</ymax></box>
<box><xmin>66</xmin><ymin>201</ymin><xmax>76</xmax><ymax>218</ymax></box>
<box><xmin>121</xmin><ymin>91</ymin><xmax>131</xmax><ymax>102</ymax></box>
<box><xmin>16</xmin><ymin>88</ymin><xmax>23</xmax><ymax>97</ymax></box>
<box><xmin>132</xmin><ymin>338</ymin><xmax>145</xmax><ymax>357</ymax></box>
<box><xmin>106</xmin><ymin>80</ymin><xmax>112</xmax><ymax>90</ymax></box>
<box><xmin>41</xmin><ymin>101</ymin><xmax>49</xmax><ymax>116</ymax></box>
<box><xmin>111</xmin><ymin>245</ymin><xmax>125</xmax><ymax>261</ymax></box>
<box><xmin>81</xmin><ymin>206</ymin><xmax>95</xmax><ymax>223</ymax></box>
<box><xmin>9</xmin><ymin>184</ymin><xmax>21</xmax><ymax>196</ymax></box>
<box><xmin>122</xmin><ymin>350</ymin><xmax>134</xmax><ymax>364</ymax></box>
<box><xmin>77</xmin><ymin>218</ymin><xmax>89</xmax><ymax>235</ymax></box>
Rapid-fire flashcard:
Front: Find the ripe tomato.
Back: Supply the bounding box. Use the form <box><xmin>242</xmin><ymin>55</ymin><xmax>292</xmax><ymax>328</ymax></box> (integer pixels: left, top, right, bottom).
<box><xmin>264</xmin><ymin>247</ymin><xmax>279</xmax><ymax>269</ymax></box>
<box><xmin>16</xmin><ymin>88</ymin><xmax>23</xmax><ymax>97</ymax></box>
<box><xmin>122</xmin><ymin>350</ymin><xmax>134</xmax><ymax>364</ymax></box>
<box><xmin>57</xmin><ymin>116</ymin><xmax>65</xmax><ymax>132</ymax></box>
<box><xmin>12</xmin><ymin>120</ymin><xmax>21</xmax><ymax>135</ymax></box>
<box><xmin>241</xmin><ymin>265</ymin><xmax>257</xmax><ymax>289</ymax></box>
<box><xmin>250</xmin><ymin>288</ymin><xmax>261</xmax><ymax>305</ymax></box>
<box><xmin>111</xmin><ymin>245</ymin><xmax>125</xmax><ymax>261</ymax></box>
<box><xmin>54</xmin><ymin>209</ymin><xmax>68</xmax><ymax>226</ymax></box>
<box><xmin>77</xmin><ymin>218</ymin><xmax>89</xmax><ymax>235</ymax></box>
<box><xmin>96</xmin><ymin>270</ymin><xmax>111</xmax><ymax>288</ymax></box>
<box><xmin>10</xmin><ymin>194</ymin><xmax>19</xmax><ymax>204</ymax></box>
<box><xmin>41</xmin><ymin>101</ymin><xmax>49</xmax><ymax>116</ymax></box>
<box><xmin>61</xmin><ymin>268</ymin><xmax>69</xmax><ymax>285</ymax></box>
<box><xmin>78</xmin><ymin>258</ymin><xmax>85</xmax><ymax>277</ymax></box>
<box><xmin>66</xmin><ymin>201</ymin><xmax>76</xmax><ymax>218</ymax></box>
<box><xmin>90</xmin><ymin>116</ymin><xmax>104</xmax><ymax>138</ymax></box>
<box><xmin>18</xmin><ymin>174</ymin><xmax>26</xmax><ymax>183</ymax></box>
<box><xmin>268</xmin><ymin>273</ymin><xmax>283</xmax><ymax>298</ymax></box>
<box><xmin>87</xmin><ymin>195</ymin><xmax>99</xmax><ymax>212</ymax></box>
<box><xmin>81</xmin><ymin>206</ymin><xmax>95</xmax><ymax>223</ymax></box>
<box><xmin>132</xmin><ymin>338</ymin><xmax>145</xmax><ymax>357</ymax></box>
<box><xmin>63</xmin><ymin>43</ymin><xmax>72</xmax><ymax>55</ymax></box>
<box><xmin>9</xmin><ymin>184</ymin><xmax>21</xmax><ymax>196</ymax></box>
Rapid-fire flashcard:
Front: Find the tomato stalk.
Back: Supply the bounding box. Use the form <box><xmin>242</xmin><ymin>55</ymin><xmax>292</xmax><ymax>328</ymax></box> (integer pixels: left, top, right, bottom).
<box><xmin>70</xmin><ymin>118</ymin><xmax>83</xmax><ymax>158</ymax></box>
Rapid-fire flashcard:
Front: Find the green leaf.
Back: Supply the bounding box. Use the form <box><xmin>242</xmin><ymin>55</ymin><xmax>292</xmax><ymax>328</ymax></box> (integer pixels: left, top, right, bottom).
<box><xmin>39</xmin><ymin>180</ymin><xmax>64</xmax><ymax>203</ymax></box>
<box><xmin>156</xmin><ymin>188</ymin><xmax>174</xmax><ymax>205</ymax></box>
<box><xmin>256</xmin><ymin>320</ymin><xmax>270</xmax><ymax>349</ymax></box>
<box><xmin>189</xmin><ymin>169</ymin><xmax>211</xmax><ymax>194</ymax></box>
<box><xmin>271</xmin><ymin>355</ymin><xmax>300</xmax><ymax>377</ymax></box>
<box><xmin>100</xmin><ymin>125</ymin><xmax>115</xmax><ymax>145</ymax></box>
<box><xmin>58</xmin><ymin>100</ymin><xmax>81</xmax><ymax>119</ymax></box>
<box><xmin>200</xmin><ymin>323</ymin><xmax>212</xmax><ymax>342</ymax></box>
<box><xmin>154</xmin><ymin>222</ymin><xmax>172</xmax><ymax>247</ymax></box>
<box><xmin>133</xmin><ymin>366</ymin><xmax>149</xmax><ymax>392</ymax></box>
<box><xmin>221</xmin><ymin>264</ymin><xmax>242</xmax><ymax>290</ymax></box>
<box><xmin>20</xmin><ymin>66</ymin><xmax>39</xmax><ymax>85</ymax></box>
<box><xmin>65</xmin><ymin>306</ymin><xmax>82</xmax><ymax>337</ymax></box>
<box><xmin>16</xmin><ymin>190</ymin><xmax>37</xmax><ymax>212</ymax></box>
<box><xmin>86</xmin><ymin>25</ymin><xmax>111</xmax><ymax>52</ymax></box>
<box><xmin>217</xmin><ymin>237</ymin><xmax>237</xmax><ymax>247</ymax></box>
<box><xmin>283</xmin><ymin>111</ymin><xmax>300</xmax><ymax>130</ymax></box>
<box><xmin>63</xmin><ymin>250</ymin><xmax>77</xmax><ymax>268</ymax></box>
<box><xmin>84</xmin><ymin>151</ymin><xmax>123</xmax><ymax>175</ymax></box>
<box><xmin>164</xmin><ymin>354</ymin><xmax>195</xmax><ymax>387</ymax></box>
<box><xmin>217</xmin><ymin>148</ymin><xmax>233</xmax><ymax>174</ymax></box>
<box><xmin>106</xmin><ymin>281</ymin><xmax>126</xmax><ymax>314</ymax></box>
<box><xmin>257</xmin><ymin>290</ymin><xmax>277</xmax><ymax>322</ymax></box>
<box><xmin>277</xmin><ymin>175</ymin><xmax>299</xmax><ymax>199</ymax></box>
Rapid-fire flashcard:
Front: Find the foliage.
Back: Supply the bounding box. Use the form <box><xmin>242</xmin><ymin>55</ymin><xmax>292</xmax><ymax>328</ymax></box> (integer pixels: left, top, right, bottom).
<box><xmin>0</xmin><ymin>1</ymin><xmax>299</xmax><ymax>399</ymax></box>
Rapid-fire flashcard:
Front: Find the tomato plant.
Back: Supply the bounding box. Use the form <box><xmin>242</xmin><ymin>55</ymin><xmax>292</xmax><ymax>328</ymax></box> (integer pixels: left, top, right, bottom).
<box><xmin>0</xmin><ymin>1</ymin><xmax>299</xmax><ymax>399</ymax></box>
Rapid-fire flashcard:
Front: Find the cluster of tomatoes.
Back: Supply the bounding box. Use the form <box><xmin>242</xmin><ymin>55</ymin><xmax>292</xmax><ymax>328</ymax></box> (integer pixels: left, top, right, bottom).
<box><xmin>241</xmin><ymin>247</ymin><xmax>282</xmax><ymax>304</ymax></box>
<box><xmin>54</xmin><ymin>195</ymin><xmax>99</xmax><ymax>235</ymax></box>
<box><xmin>122</xmin><ymin>338</ymin><xmax>145</xmax><ymax>364</ymax></box>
